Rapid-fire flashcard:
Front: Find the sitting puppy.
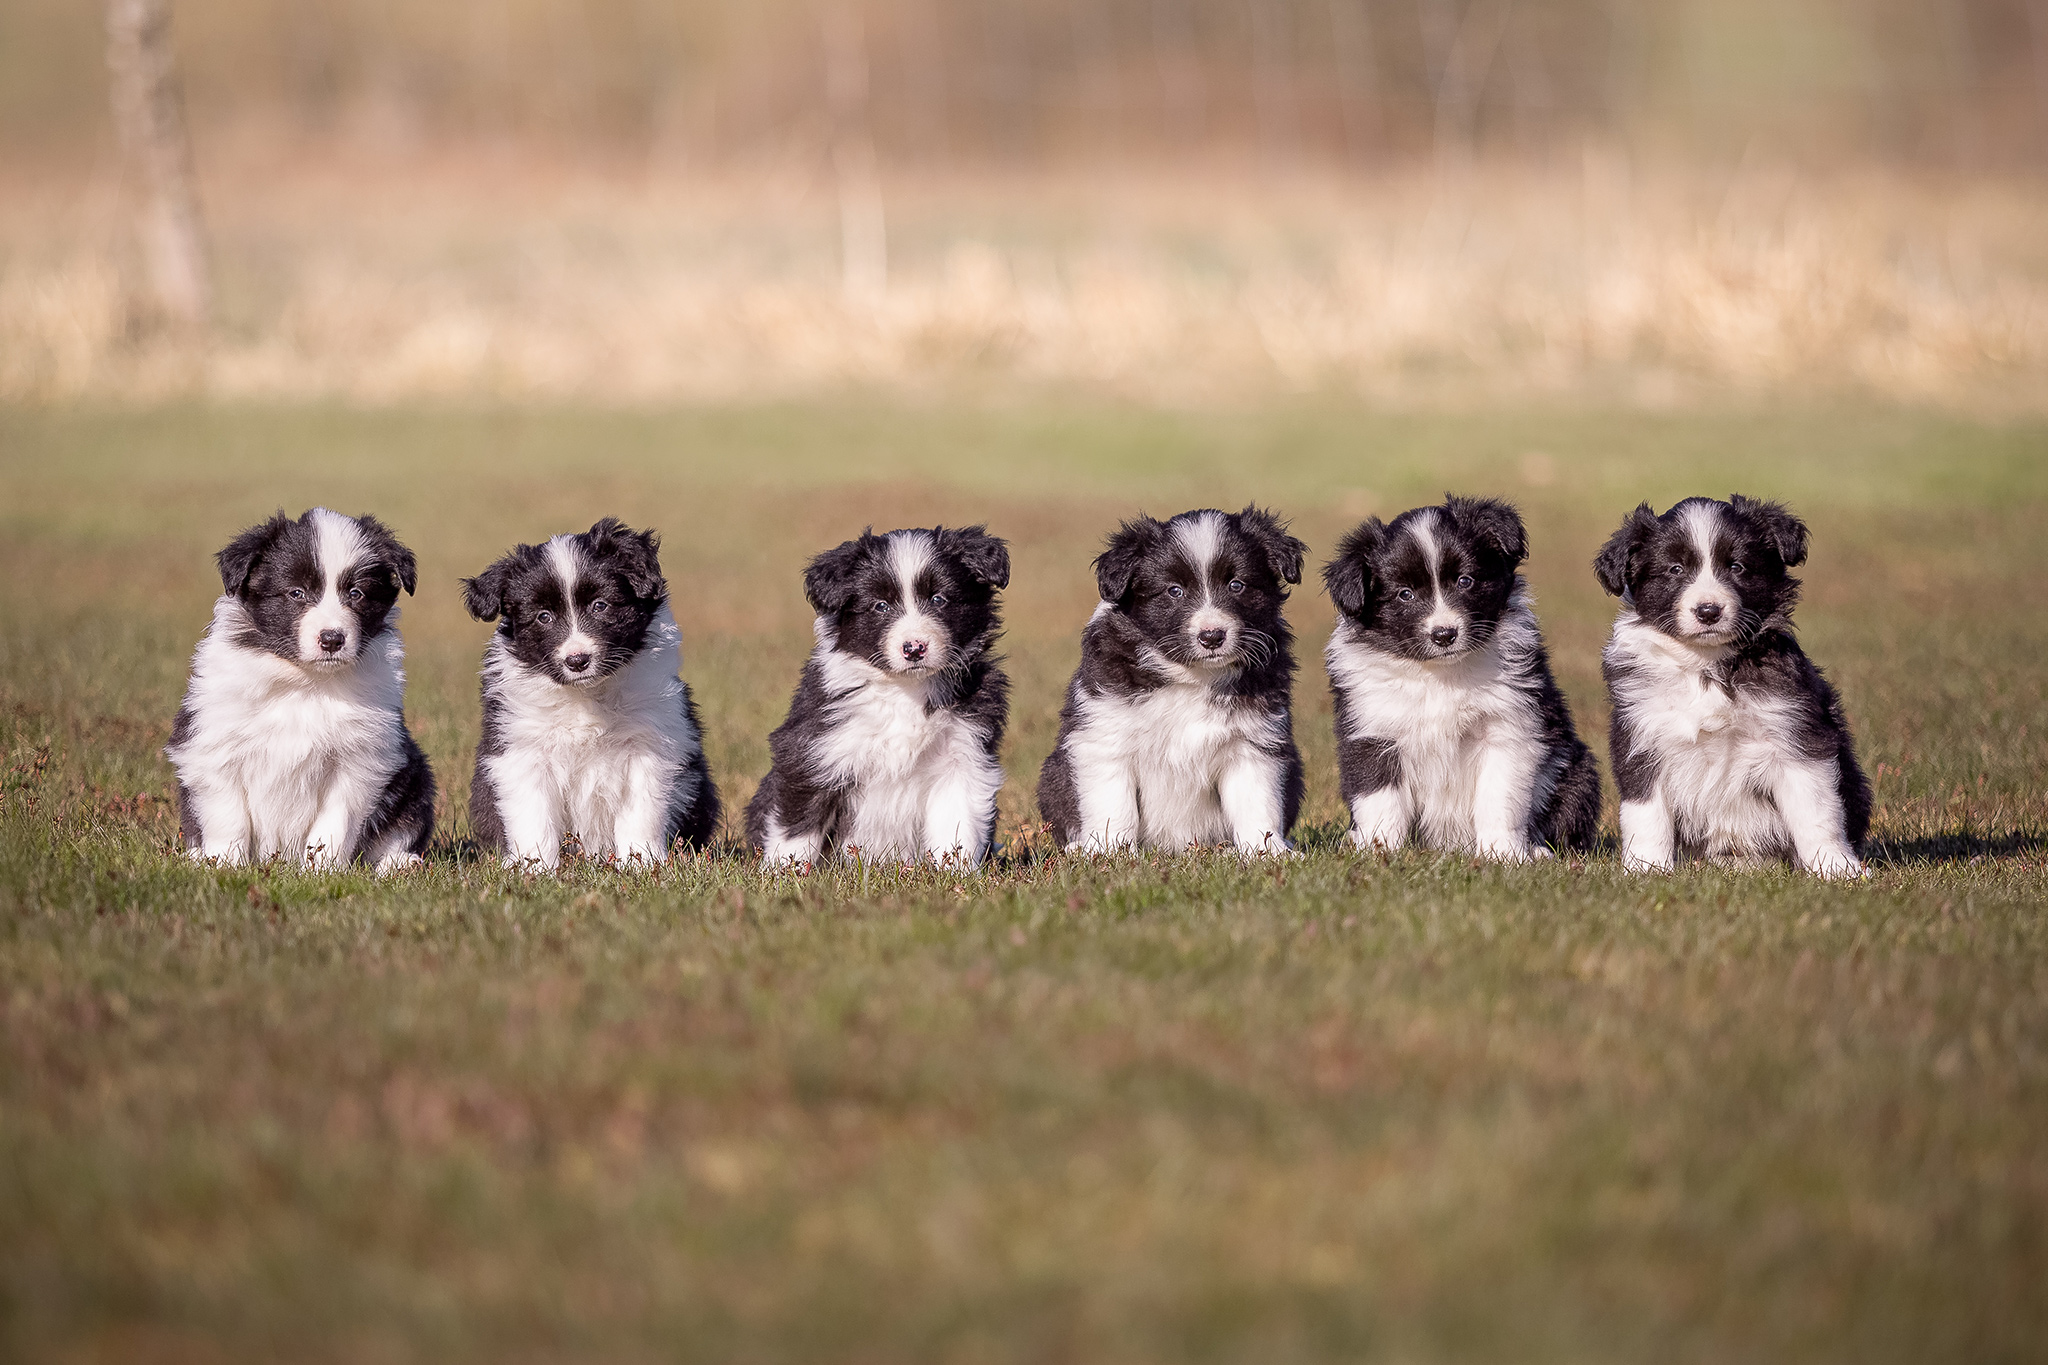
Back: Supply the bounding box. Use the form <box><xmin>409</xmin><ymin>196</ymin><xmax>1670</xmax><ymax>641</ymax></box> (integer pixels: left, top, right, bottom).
<box><xmin>1595</xmin><ymin>495</ymin><xmax>1870</xmax><ymax>878</ymax></box>
<box><xmin>746</xmin><ymin>525</ymin><xmax>1011</xmax><ymax>867</ymax></box>
<box><xmin>167</xmin><ymin>508</ymin><xmax>434</xmax><ymax>872</ymax></box>
<box><xmin>1322</xmin><ymin>496</ymin><xmax>1600</xmax><ymax>860</ymax></box>
<box><xmin>463</xmin><ymin>518</ymin><xmax>719</xmax><ymax>868</ymax></box>
<box><xmin>1037</xmin><ymin>507</ymin><xmax>1306</xmax><ymax>854</ymax></box>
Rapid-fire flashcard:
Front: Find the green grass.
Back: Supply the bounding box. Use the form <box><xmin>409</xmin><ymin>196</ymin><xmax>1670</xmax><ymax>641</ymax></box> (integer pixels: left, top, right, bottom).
<box><xmin>2</xmin><ymin>400</ymin><xmax>2045</xmax><ymax>1363</ymax></box>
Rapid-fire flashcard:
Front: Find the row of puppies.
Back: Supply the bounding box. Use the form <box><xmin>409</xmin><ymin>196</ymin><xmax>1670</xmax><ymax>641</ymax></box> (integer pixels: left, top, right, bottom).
<box><xmin>167</xmin><ymin>494</ymin><xmax>1870</xmax><ymax>879</ymax></box>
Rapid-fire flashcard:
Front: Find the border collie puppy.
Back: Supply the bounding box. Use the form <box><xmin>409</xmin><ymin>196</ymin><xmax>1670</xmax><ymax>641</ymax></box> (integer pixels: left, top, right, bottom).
<box><xmin>1322</xmin><ymin>496</ymin><xmax>1600</xmax><ymax>861</ymax></box>
<box><xmin>1595</xmin><ymin>495</ymin><xmax>1870</xmax><ymax>878</ymax></box>
<box><xmin>463</xmin><ymin>518</ymin><xmax>719</xmax><ymax>868</ymax></box>
<box><xmin>1037</xmin><ymin>507</ymin><xmax>1306</xmax><ymax>855</ymax></box>
<box><xmin>167</xmin><ymin>508</ymin><xmax>434</xmax><ymax>872</ymax></box>
<box><xmin>746</xmin><ymin>526</ymin><xmax>1011</xmax><ymax>867</ymax></box>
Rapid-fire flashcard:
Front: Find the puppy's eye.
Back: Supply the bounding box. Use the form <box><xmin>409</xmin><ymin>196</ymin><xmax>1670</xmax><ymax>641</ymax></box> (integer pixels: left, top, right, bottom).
<box><xmin>1668</xmin><ymin>563</ymin><xmax>1686</xmax><ymax>576</ymax></box>
<box><xmin>287</xmin><ymin>588</ymin><xmax>307</xmax><ymax>602</ymax></box>
<box><xmin>1166</xmin><ymin>585</ymin><xmax>1185</xmax><ymax>600</ymax></box>
<box><xmin>873</xmin><ymin>600</ymin><xmax>893</xmax><ymax>614</ymax></box>
<box><xmin>1227</xmin><ymin>579</ymin><xmax>1245</xmax><ymax>594</ymax></box>
<box><xmin>1456</xmin><ymin>575</ymin><xmax>1474</xmax><ymax>590</ymax></box>
<box><xmin>348</xmin><ymin>587</ymin><xmax>364</xmax><ymax>602</ymax></box>
<box><xmin>536</xmin><ymin>610</ymin><xmax>555</xmax><ymax>626</ymax></box>
<box><xmin>1397</xmin><ymin>588</ymin><xmax>1415</xmax><ymax>602</ymax></box>
<box><xmin>930</xmin><ymin>593</ymin><xmax>947</xmax><ymax>609</ymax></box>
<box><xmin>589</xmin><ymin>599</ymin><xmax>608</xmax><ymax>615</ymax></box>
<box><xmin>1728</xmin><ymin>562</ymin><xmax>1745</xmax><ymax>577</ymax></box>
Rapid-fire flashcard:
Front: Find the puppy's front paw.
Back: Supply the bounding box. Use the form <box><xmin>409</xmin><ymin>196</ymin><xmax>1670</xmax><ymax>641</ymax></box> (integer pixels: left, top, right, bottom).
<box><xmin>375</xmin><ymin>851</ymin><xmax>424</xmax><ymax>876</ymax></box>
<box><xmin>1805</xmin><ymin>847</ymin><xmax>1867</xmax><ymax>881</ymax></box>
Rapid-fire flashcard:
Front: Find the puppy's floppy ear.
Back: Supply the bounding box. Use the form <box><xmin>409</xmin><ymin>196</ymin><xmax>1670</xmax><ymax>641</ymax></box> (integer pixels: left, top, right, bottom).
<box><xmin>1236</xmin><ymin>504</ymin><xmax>1307</xmax><ymax>585</ymax></box>
<box><xmin>1448</xmin><ymin>495</ymin><xmax>1527</xmax><ymax>566</ymax></box>
<box><xmin>1322</xmin><ymin>519</ymin><xmax>1383</xmax><ymax>618</ymax></box>
<box><xmin>1730</xmin><ymin>494</ymin><xmax>1809</xmax><ymax>568</ymax></box>
<box><xmin>941</xmin><ymin>525</ymin><xmax>1010</xmax><ymax>589</ymax></box>
<box><xmin>804</xmin><ymin>533</ymin><xmax>872</xmax><ymax>615</ymax></box>
<box><xmin>461</xmin><ymin>555</ymin><xmax>518</xmax><ymax>622</ymax></box>
<box><xmin>590</xmin><ymin>517</ymin><xmax>667</xmax><ymax>601</ymax></box>
<box><xmin>1594</xmin><ymin>503</ymin><xmax>1661</xmax><ymax>598</ymax></box>
<box><xmin>1094</xmin><ymin>515</ymin><xmax>1162</xmax><ymax>604</ymax></box>
<box><xmin>216</xmin><ymin>511</ymin><xmax>291</xmax><ymax>596</ymax></box>
<box><xmin>353</xmin><ymin>513</ymin><xmax>418</xmax><ymax>595</ymax></box>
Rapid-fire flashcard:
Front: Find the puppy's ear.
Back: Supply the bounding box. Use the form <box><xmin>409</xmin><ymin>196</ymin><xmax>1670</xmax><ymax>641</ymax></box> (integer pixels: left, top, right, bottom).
<box><xmin>1449</xmin><ymin>495</ymin><xmax>1527</xmax><ymax>567</ymax></box>
<box><xmin>942</xmin><ymin>525</ymin><xmax>1010</xmax><ymax>590</ymax></box>
<box><xmin>1594</xmin><ymin>503</ymin><xmax>1661</xmax><ymax>598</ymax></box>
<box><xmin>216</xmin><ymin>512</ymin><xmax>291</xmax><ymax>596</ymax></box>
<box><xmin>1236</xmin><ymin>505</ymin><xmax>1307</xmax><ymax>585</ymax></box>
<box><xmin>804</xmin><ymin>534</ymin><xmax>871</xmax><ymax>616</ymax></box>
<box><xmin>354</xmin><ymin>513</ymin><xmax>418</xmax><ymax>595</ymax></box>
<box><xmin>1730</xmin><ymin>495</ymin><xmax>1809</xmax><ymax>568</ymax></box>
<box><xmin>591</xmin><ymin>518</ymin><xmax>667</xmax><ymax>601</ymax></box>
<box><xmin>1322</xmin><ymin>519</ymin><xmax>1383</xmax><ymax>618</ymax></box>
<box><xmin>462</xmin><ymin>557</ymin><xmax>516</xmax><ymax>622</ymax></box>
<box><xmin>1094</xmin><ymin>516</ymin><xmax>1162</xmax><ymax>604</ymax></box>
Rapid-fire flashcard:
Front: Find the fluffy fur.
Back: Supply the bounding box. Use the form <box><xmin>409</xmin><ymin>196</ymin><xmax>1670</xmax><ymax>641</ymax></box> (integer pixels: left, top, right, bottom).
<box><xmin>746</xmin><ymin>526</ymin><xmax>1011</xmax><ymax>867</ymax></box>
<box><xmin>464</xmin><ymin>517</ymin><xmax>719</xmax><ymax>869</ymax></box>
<box><xmin>1595</xmin><ymin>494</ymin><xmax>1871</xmax><ymax>878</ymax></box>
<box><xmin>167</xmin><ymin>507</ymin><xmax>434</xmax><ymax>872</ymax></box>
<box><xmin>1323</xmin><ymin>496</ymin><xmax>1600</xmax><ymax>860</ymax></box>
<box><xmin>1037</xmin><ymin>506</ymin><xmax>1307</xmax><ymax>854</ymax></box>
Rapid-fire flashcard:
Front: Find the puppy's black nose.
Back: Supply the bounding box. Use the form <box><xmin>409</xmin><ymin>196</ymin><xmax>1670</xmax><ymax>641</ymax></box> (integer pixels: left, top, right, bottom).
<box><xmin>1430</xmin><ymin>625</ymin><xmax>1459</xmax><ymax>648</ymax></box>
<box><xmin>564</xmin><ymin>651</ymin><xmax>593</xmax><ymax>672</ymax></box>
<box><xmin>1197</xmin><ymin>628</ymin><xmax>1227</xmax><ymax>650</ymax></box>
<box><xmin>317</xmin><ymin>629</ymin><xmax>346</xmax><ymax>654</ymax></box>
<box><xmin>1693</xmin><ymin>602</ymin><xmax>1723</xmax><ymax>625</ymax></box>
<box><xmin>902</xmin><ymin>640</ymin><xmax>928</xmax><ymax>662</ymax></box>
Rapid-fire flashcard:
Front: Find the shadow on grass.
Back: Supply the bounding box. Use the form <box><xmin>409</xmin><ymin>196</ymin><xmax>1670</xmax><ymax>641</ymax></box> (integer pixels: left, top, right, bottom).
<box><xmin>1868</xmin><ymin>829</ymin><xmax>2045</xmax><ymax>866</ymax></box>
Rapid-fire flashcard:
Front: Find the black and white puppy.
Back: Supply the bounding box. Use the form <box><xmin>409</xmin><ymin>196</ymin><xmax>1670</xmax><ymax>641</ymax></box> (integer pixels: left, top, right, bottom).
<box><xmin>167</xmin><ymin>508</ymin><xmax>435</xmax><ymax>872</ymax></box>
<box><xmin>1323</xmin><ymin>496</ymin><xmax>1600</xmax><ymax>861</ymax></box>
<box><xmin>1037</xmin><ymin>507</ymin><xmax>1306</xmax><ymax>854</ymax></box>
<box><xmin>463</xmin><ymin>518</ymin><xmax>719</xmax><ymax>868</ymax></box>
<box><xmin>1595</xmin><ymin>495</ymin><xmax>1870</xmax><ymax>878</ymax></box>
<box><xmin>747</xmin><ymin>526</ymin><xmax>1011</xmax><ymax>867</ymax></box>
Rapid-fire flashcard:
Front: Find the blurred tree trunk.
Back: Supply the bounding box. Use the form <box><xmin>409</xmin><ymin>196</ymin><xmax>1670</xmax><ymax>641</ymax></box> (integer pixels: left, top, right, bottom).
<box><xmin>822</xmin><ymin>1</ymin><xmax>886</xmax><ymax>306</ymax></box>
<box><xmin>106</xmin><ymin>0</ymin><xmax>211</xmax><ymax>328</ymax></box>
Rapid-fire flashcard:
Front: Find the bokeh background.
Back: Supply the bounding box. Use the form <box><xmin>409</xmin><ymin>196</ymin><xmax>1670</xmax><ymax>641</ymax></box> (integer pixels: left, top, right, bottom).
<box><xmin>4</xmin><ymin>0</ymin><xmax>2047</xmax><ymax>405</ymax></box>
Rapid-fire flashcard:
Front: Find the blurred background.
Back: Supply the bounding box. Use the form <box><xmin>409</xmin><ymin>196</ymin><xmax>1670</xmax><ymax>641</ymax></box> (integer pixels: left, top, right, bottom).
<box><xmin>3</xmin><ymin>0</ymin><xmax>2046</xmax><ymax>404</ymax></box>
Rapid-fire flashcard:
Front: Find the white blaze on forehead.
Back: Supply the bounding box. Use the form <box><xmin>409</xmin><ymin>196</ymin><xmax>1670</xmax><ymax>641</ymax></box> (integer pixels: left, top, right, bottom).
<box><xmin>887</xmin><ymin>531</ymin><xmax>936</xmax><ymax>606</ymax></box>
<box><xmin>1407</xmin><ymin>510</ymin><xmax>1464</xmax><ymax>641</ymax></box>
<box><xmin>309</xmin><ymin>508</ymin><xmax>370</xmax><ymax>592</ymax></box>
<box><xmin>299</xmin><ymin>508</ymin><xmax>369</xmax><ymax>661</ymax></box>
<box><xmin>1172</xmin><ymin>511</ymin><xmax>1226</xmax><ymax>591</ymax></box>
<box><xmin>883</xmin><ymin>531</ymin><xmax>949</xmax><ymax>670</ymax></box>
<box><xmin>545</xmin><ymin>534</ymin><xmax>598</xmax><ymax>664</ymax></box>
<box><xmin>1677</xmin><ymin>502</ymin><xmax>1734</xmax><ymax>631</ymax></box>
<box><xmin>545</xmin><ymin>535</ymin><xmax>583</xmax><ymax>599</ymax></box>
<box><xmin>1406</xmin><ymin>509</ymin><xmax>1444</xmax><ymax>585</ymax></box>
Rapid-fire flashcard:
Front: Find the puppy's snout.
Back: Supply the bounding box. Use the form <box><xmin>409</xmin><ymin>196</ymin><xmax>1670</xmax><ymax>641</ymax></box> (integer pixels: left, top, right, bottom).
<box><xmin>901</xmin><ymin>639</ymin><xmax>929</xmax><ymax>663</ymax></box>
<box><xmin>1197</xmin><ymin>628</ymin><xmax>1227</xmax><ymax>651</ymax></box>
<box><xmin>1430</xmin><ymin>624</ymin><xmax>1460</xmax><ymax>649</ymax></box>
<box><xmin>1692</xmin><ymin>601</ymin><xmax>1723</xmax><ymax>625</ymax></box>
<box><xmin>317</xmin><ymin>629</ymin><xmax>347</xmax><ymax>654</ymax></box>
<box><xmin>564</xmin><ymin>651</ymin><xmax>593</xmax><ymax>674</ymax></box>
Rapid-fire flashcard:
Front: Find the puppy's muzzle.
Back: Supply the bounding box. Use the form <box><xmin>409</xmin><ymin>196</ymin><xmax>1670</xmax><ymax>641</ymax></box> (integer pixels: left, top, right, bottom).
<box><xmin>317</xmin><ymin>629</ymin><xmax>347</xmax><ymax>655</ymax></box>
<box><xmin>1692</xmin><ymin>602</ymin><xmax>1723</xmax><ymax>626</ymax></box>
<box><xmin>901</xmin><ymin>639</ymin><xmax>929</xmax><ymax>664</ymax></box>
<box><xmin>1429</xmin><ymin>624</ymin><xmax>1459</xmax><ymax>649</ymax></box>
<box><xmin>563</xmin><ymin>651</ymin><xmax>594</xmax><ymax>676</ymax></box>
<box><xmin>1197</xmin><ymin>628</ymin><xmax>1227</xmax><ymax>651</ymax></box>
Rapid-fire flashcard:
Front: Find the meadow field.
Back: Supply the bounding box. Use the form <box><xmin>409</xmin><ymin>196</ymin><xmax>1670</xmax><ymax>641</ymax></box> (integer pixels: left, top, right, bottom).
<box><xmin>2</xmin><ymin>399</ymin><xmax>2046</xmax><ymax>1362</ymax></box>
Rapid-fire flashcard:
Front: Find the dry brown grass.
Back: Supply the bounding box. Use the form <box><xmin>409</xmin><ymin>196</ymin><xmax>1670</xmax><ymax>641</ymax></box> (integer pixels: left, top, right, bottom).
<box><xmin>5</xmin><ymin>145</ymin><xmax>2046</xmax><ymax>407</ymax></box>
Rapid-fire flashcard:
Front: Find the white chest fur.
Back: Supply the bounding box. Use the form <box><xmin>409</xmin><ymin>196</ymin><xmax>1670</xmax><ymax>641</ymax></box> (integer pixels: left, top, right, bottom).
<box><xmin>1325</xmin><ymin>602</ymin><xmax>1547</xmax><ymax>852</ymax></box>
<box><xmin>1607</xmin><ymin>614</ymin><xmax>1807</xmax><ymax>858</ymax></box>
<box><xmin>482</xmin><ymin>607</ymin><xmax>698</xmax><ymax>860</ymax></box>
<box><xmin>170</xmin><ymin>597</ymin><xmax>409</xmax><ymax>864</ymax></box>
<box><xmin>811</xmin><ymin>649</ymin><xmax>1001</xmax><ymax>862</ymax></box>
<box><xmin>1066</xmin><ymin>656</ymin><xmax>1288</xmax><ymax>851</ymax></box>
